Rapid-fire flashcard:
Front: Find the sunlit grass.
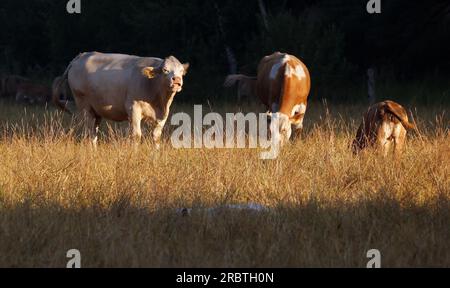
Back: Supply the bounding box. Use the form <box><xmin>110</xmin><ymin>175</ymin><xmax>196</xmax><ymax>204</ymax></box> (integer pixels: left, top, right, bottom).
<box><xmin>0</xmin><ymin>101</ymin><xmax>448</xmax><ymax>267</ymax></box>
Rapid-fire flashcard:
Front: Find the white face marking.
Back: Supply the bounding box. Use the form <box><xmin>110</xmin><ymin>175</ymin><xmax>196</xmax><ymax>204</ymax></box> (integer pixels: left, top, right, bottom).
<box><xmin>161</xmin><ymin>56</ymin><xmax>186</xmax><ymax>92</ymax></box>
<box><xmin>172</xmin><ymin>66</ymin><xmax>185</xmax><ymax>78</ymax></box>
<box><xmin>291</xmin><ymin>103</ymin><xmax>307</xmax><ymax>129</ymax></box>
<box><xmin>165</xmin><ymin>66</ymin><xmax>184</xmax><ymax>78</ymax></box>
<box><xmin>163</xmin><ymin>66</ymin><xmax>185</xmax><ymax>92</ymax></box>
<box><xmin>270</xmin><ymin>112</ymin><xmax>291</xmax><ymax>145</ymax></box>
<box><xmin>285</xmin><ymin>64</ymin><xmax>306</xmax><ymax>79</ymax></box>
<box><xmin>269</xmin><ymin>56</ymin><xmax>289</xmax><ymax>80</ymax></box>
<box><xmin>291</xmin><ymin>103</ymin><xmax>306</xmax><ymax>116</ymax></box>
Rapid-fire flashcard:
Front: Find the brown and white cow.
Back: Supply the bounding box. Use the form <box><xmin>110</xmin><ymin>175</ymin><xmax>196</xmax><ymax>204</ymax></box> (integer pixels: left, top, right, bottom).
<box><xmin>352</xmin><ymin>100</ymin><xmax>416</xmax><ymax>156</ymax></box>
<box><xmin>225</xmin><ymin>52</ymin><xmax>311</xmax><ymax>146</ymax></box>
<box><xmin>53</xmin><ymin>52</ymin><xmax>189</xmax><ymax>147</ymax></box>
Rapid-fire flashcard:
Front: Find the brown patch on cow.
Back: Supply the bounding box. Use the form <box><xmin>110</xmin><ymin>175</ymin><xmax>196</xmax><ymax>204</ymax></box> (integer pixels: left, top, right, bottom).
<box><xmin>352</xmin><ymin>100</ymin><xmax>416</xmax><ymax>156</ymax></box>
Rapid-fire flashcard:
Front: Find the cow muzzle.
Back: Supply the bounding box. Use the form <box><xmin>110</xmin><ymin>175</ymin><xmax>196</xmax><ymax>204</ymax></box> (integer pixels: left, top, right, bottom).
<box><xmin>170</xmin><ymin>77</ymin><xmax>183</xmax><ymax>91</ymax></box>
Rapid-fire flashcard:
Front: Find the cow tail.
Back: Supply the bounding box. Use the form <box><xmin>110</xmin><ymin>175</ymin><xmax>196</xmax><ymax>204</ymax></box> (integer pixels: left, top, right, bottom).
<box><xmin>223</xmin><ymin>74</ymin><xmax>255</xmax><ymax>87</ymax></box>
<box><xmin>52</xmin><ymin>53</ymin><xmax>83</xmax><ymax>115</ymax></box>
<box><xmin>385</xmin><ymin>102</ymin><xmax>416</xmax><ymax>130</ymax></box>
<box><xmin>52</xmin><ymin>77</ymin><xmax>72</xmax><ymax>114</ymax></box>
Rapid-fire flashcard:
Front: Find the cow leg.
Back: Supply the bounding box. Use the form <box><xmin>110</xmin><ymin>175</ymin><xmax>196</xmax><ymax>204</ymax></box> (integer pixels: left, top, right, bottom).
<box><xmin>393</xmin><ymin>126</ymin><xmax>407</xmax><ymax>158</ymax></box>
<box><xmin>91</xmin><ymin>116</ymin><xmax>102</xmax><ymax>146</ymax></box>
<box><xmin>376</xmin><ymin>122</ymin><xmax>393</xmax><ymax>157</ymax></box>
<box><xmin>384</xmin><ymin>140</ymin><xmax>393</xmax><ymax>157</ymax></box>
<box><xmin>152</xmin><ymin>119</ymin><xmax>167</xmax><ymax>149</ymax></box>
<box><xmin>376</xmin><ymin>136</ymin><xmax>392</xmax><ymax>157</ymax></box>
<box><xmin>82</xmin><ymin>109</ymin><xmax>101</xmax><ymax>147</ymax></box>
<box><xmin>376</xmin><ymin>133</ymin><xmax>390</xmax><ymax>157</ymax></box>
<box><xmin>128</xmin><ymin>106</ymin><xmax>143</xmax><ymax>144</ymax></box>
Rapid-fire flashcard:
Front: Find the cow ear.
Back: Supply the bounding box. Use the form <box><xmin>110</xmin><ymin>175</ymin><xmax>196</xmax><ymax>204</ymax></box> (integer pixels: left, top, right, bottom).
<box><xmin>142</xmin><ymin>67</ymin><xmax>157</xmax><ymax>79</ymax></box>
<box><xmin>290</xmin><ymin>113</ymin><xmax>304</xmax><ymax>124</ymax></box>
<box><xmin>182</xmin><ymin>63</ymin><xmax>190</xmax><ymax>75</ymax></box>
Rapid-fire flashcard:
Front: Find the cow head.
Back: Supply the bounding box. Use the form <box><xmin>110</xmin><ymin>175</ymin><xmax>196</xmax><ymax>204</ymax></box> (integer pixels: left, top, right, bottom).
<box><xmin>269</xmin><ymin>112</ymin><xmax>292</xmax><ymax>146</ymax></box>
<box><xmin>269</xmin><ymin>107</ymin><xmax>306</xmax><ymax>146</ymax></box>
<box><xmin>141</xmin><ymin>56</ymin><xmax>189</xmax><ymax>93</ymax></box>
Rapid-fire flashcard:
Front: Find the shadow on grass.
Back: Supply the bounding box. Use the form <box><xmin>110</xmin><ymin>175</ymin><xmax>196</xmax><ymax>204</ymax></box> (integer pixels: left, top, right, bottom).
<box><xmin>0</xmin><ymin>193</ymin><xmax>449</xmax><ymax>268</ymax></box>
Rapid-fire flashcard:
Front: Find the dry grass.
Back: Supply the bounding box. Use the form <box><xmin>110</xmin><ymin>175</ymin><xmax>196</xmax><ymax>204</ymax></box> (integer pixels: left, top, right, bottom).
<box><xmin>0</xmin><ymin>100</ymin><xmax>449</xmax><ymax>267</ymax></box>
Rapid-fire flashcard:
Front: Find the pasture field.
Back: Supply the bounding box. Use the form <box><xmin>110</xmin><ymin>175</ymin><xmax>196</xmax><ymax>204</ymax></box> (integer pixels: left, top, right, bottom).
<box><xmin>0</xmin><ymin>100</ymin><xmax>448</xmax><ymax>267</ymax></box>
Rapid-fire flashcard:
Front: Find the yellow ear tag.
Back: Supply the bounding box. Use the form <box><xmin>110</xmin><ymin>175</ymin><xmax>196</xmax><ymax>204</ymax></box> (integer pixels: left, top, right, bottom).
<box><xmin>142</xmin><ymin>67</ymin><xmax>156</xmax><ymax>79</ymax></box>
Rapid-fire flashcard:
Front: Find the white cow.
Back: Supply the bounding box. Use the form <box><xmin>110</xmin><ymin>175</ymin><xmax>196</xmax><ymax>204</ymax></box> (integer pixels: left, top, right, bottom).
<box><xmin>53</xmin><ymin>52</ymin><xmax>189</xmax><ymax>146</ymax></box>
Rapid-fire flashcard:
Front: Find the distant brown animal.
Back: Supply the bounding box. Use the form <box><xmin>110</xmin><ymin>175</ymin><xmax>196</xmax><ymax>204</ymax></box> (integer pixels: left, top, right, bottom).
<box><xmin>352</xmin><ymin>100</ymin><xmax>416</xmax><ymax>156</ymax></box>
<box><xmin>15</xmin><ymin>82</ymin><xmax>51</xmax><ymax>104</ymax></box>
<box><xmin>1</xmin><ymin>75</ymin><xmax>30</xmax><ymax>98</ymax></box>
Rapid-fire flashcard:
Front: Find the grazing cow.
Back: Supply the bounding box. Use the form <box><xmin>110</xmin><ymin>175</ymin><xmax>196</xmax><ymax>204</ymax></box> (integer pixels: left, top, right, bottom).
<box><xmin>53</xmin><ymin>52</ymin><xmax>189</xmax><ymax>146</ymax></box>
<box><xmin>352</xmin><ymin>100</ymin><xmax>416</xmax><ymax>156</ymax></box>
<box><xmin>15</xmin><ymin>82</ymin><xmax>51</xmax><ymax>104</ymax></box>
<box><xmin>225</xmin><ymin>52</ymin><xmax>311</xmax><ymax>146</ymax></box>
<box><xmin>1</xmin><ymin>75</ymin><xmax>30</xmax><ymax>99</ymax></box>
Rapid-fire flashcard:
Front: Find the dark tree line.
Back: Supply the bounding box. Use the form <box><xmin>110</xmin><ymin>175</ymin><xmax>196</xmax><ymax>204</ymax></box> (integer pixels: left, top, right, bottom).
<box><xmin>0</xmin><ymin>0</ymin><xmax>449</xmax><ymax>103</ymax></box>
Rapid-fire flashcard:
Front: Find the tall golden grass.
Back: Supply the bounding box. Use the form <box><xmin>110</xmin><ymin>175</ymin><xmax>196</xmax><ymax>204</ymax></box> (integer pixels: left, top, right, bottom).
<box><xmin>0</xmin><ymin>100</ymin><xmax>448</xmax><ymax>267</ymax></box>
